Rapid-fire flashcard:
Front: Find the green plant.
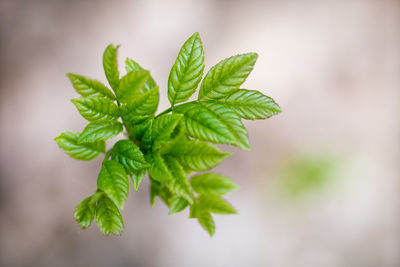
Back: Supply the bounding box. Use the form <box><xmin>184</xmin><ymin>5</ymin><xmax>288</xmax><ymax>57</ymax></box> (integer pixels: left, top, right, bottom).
<box><xmin>55</xmin><ymin>32</ymin><xmax>281</xmax><ymax>236</ymax></box>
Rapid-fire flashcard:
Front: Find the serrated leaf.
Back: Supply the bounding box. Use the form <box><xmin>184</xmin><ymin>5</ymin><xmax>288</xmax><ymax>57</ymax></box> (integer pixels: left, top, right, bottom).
<box><xmin>71</xmin><ymin>97</ymin><xmax>120</xmax><ymax>122</ymax></box>
<box><xmin>147</xmin><ymin>151</ymin><xmax>172</xmax><ymax>182</ymax></box>
<box><xmin>150</xmin><ymin>178</ymin><xmax>172</xmax><ymax>207</ymax></box>
<box><xmin>173</xmin><ymin>102</ymin><xmax>250</xmax><ymax>149</ymax></box>
<box><xmin>173</xmin><ymin>140</ymin><xmax>231</xmax><ymax>172</ymax></box>
<box><xmin>120</xmin><ymin>86</ymin><xmax>159</xmax><ymax>125</ymax></box>
<box><xmin>54</xmin><ymin>131</ymin><xmax>105</xmax><ymax>160</ymax></box>
<box><xmin>190</xmin><ymin>173</ymin><xmax>239</xmax><ymax>195</ymax></box>
<box><xmin>130</xmin><ymin>169</ymin><xmax>146</xmax><ymax>191</ymax></box>
<box><xmin>103</xmin><ymin>44</ymin><xmax>120</xmax><ymax>91</ymax></box>
<box><xmin>164</xmin><ymin>157</ymin><xmax>193</xmax><ymax>204</ymax></box>
<box><xmin>198</xmin><ymin>53</ymin><xmax>258</xmax><ymax>100</ymax></box>
<box><xmin>111</xmin><ymin>140</ymin><xmax>149</xmax><ymax>176</ymax></box>
<box><xmin>197</xmin><ymin>211</ymin><xmax>215</xmax><ymax>236</ymax></box>
<box><xmin>74</xmin><ymin>196</ymin><xmax>96</xmax><ymax>228</ymax></box>
<box><xmin>117</xmin><ymin>70</ymin><xmax>151</xmax><ymax>103</ymax></box>
<box><xmin>66</xmin><ymin>73</ymin><xmax>115</xmax><ymax>100</ymax></box>
<box><xmin>96</xmin><ymin>194</ymin><xmax>124</xmax><ymax>235</ymax></box>
<box><xmin>220</xmin><ymin>89</ymin><xmax>281</xmax><ymax>120</ymax></box>
<box><xmin>152</xmin><ymin>114</ymin><xmax>183</xmax><ymax>150</ymax></box>
<box><xmin>97</xmin><ymin>160</ymin><xmax>129</xmax><ymax>210</ymax></box>
<box><xmin>197</xmin><ymin>195</ymin><xmax>237</xmax><ymax>215</ymax></box>
<box><xmin>168</xmin><ymin>32</ymin><xmax>205</xmax><ymax>106</ymax></box>
<box><xmin>77</xmin><ymin>121</ymin><xmax>123</xmax><ymax>144</ymax></box>
<box><xmin>169</xmin><ymin>195</ymin><xmax>189</xmax><ymax>215</ymax></box>
<box><xmin>125</xmin><ymin>58</ymin><xmax>157</xmax><ymax>92</ymax></box>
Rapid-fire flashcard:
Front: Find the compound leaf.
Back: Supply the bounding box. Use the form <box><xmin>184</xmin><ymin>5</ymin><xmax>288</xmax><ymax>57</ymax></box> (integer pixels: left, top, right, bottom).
<box><xmin>220</xmin><ymin>89</ymin><xmax>281</xmax><ymax>120</ymax></box>
<box><xmin>168</xmin><ymin>32</ymin><xmax>204</xmax><ymax>106</ymax></box>
<box><xmin>197</xmin><ymin>211</ymin><xmax>215</xmax><ymax>236</ymax></box>
<box><xmin>77</xmin><ymin>121</ymin><xmax>123</xmax><ymax>144</ymax></box>
<box><xmin>97</xmin><ymin>160</ymin><xmax>129</xmax><ymax>210</ymax></box>
<box><xmin>117</xmin><ymin>70</ymin><xmax>151</xmax><ymax>103</ymax></box>
<box><xmin>169</xmin><ymin>195</ymin><xmax>189</xmax><ymax>215</ymax></box>
<box><xmin>173</xmin><ymin>102</ymin><xmax>249</xmax><ymax>149</ymax></box>
<box><xmin>66</xmin><ymin>73</ymin><xmax>115</xmax><ymax>100</ymax></box>
<box><xmin>164</xmin><ymin>157</ymin><xmax>194</xmax><ymax>204</ymax></box>
<box><xmin>173</xmin><ymin>140</ymin><xmax>231</xmax><ymax>172</ymax></box>
<box><xmin>71</xmin><ymin>96</ymin><xmax>120</xmax><ymax>122</ymax></box>
<box><xmin>54</xmin><ymin>131</ymin><xmax>105</xmax><ymax>160</ymax></box>
<box><xmin>190</xmin><ymin>173</ymin><xmax>239</xmax><ymax>195</ymax></box>
<box><xmin>74</xmin><ymin>196</ymin><xmax>96</xmax><ymax>228</ymax></box>
<box><xmin>197</xmin><ymin>195</ymin><xmax>237</xmax><ymax>215</ymax></box>
<box><xmin>96</xmin><ymin>194</ymin><xmax>124</xmax><ymax>235</ymax></box>
<box><xmin>111</xmin><ymin>139</ymin><xmax>149</xmax><ymax>175</ymax></box>
<box><xmin>147</xmin><ymin>151</ymin><xmax>172</xmax><ymax>182</ymax></box>
<box><xmin>198</xmin><ymin>53</ymin><xmax>258</xmax><ymax>100</ymax></box>
<box><xmin>103</xmin><ymin>44</ymin><xmax>120</xmax><ymax>91</ymax></box>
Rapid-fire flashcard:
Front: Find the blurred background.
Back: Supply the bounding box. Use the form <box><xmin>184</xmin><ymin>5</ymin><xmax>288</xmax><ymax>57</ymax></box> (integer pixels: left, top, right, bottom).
<box><xmin>0</xmin><ymin>0</ymin><xmax>399</xmax><ymax>266</ymax></box>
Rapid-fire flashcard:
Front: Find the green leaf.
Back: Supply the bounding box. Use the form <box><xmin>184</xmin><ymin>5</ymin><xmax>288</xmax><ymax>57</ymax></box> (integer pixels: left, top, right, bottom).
<box><xmin>196</xmin><ymin>211</ymin><xmax>215</xmax><ymax>236</ymax></box>
<box><xmin>169</xmin><ymin>195</ymin><xmax>189</xmax><ymax>215</ymax></box>
<box><xmin>190</xmin><ymin>173</ymin><xmax>239</xmax><ymax>195</ymax></box>
<box><xmin>125</xmin><ymin>58</ymin><xmax>157</xmax><ymax>92</ymax></box>
<box><xmin>66</xmin><ymin>73</ymin><xmax>115</xmax><ymax>100</ymax></box>
<box><xmin>77</xmin><ymin>121</ymin><xmax>123</xmax><ymax>144</ymax></box>
<box><xmin>117</xmin><ymin>70</ymin><xmax>151</xmax><ymax>103</ymax></box>
<box><xmin>103</xmin><ymin>44</ymin><xmax>120</xmax><ymax>91</ymax></box>
<box><xmin>219</xmin><ymin>89</ymin><xmax>281</xmax><ymax>120</ymax></box>
<box><xmin>173</xmin><ymin>140</ymin><xmax>231</xmax><ymax>172</ymax></box>
<box><xmin>147</xmin><ymin>151</ymin><xmax>172</xmax><ymax>182</ymax></box>
<box><xmin>164</xmin><ymin>157</ymin><xmax>194</xmax><ymax>204</ymax></box>
<box><xmin>74</xmin><ymin>196</ymin><xmax>96</xmax><ymax>228</ymax></box>
<box><xmin>71</xmin><ymin>97</ymin><xmax>120</xmax><ymax>122</ymax></box>
<box><xmin>168</xmin><ymin>32</ymin><xmax>205</xmax><ymax>106</ymax></box>
<box><xmin>120</xmin><ymin>86</ymin><xmax>159</xmax><ymax>125</ymax></box>
<box><xmin>150</xmin><ymin>178</ymin><xmax>172</xmax><ymax>207</ymax></box>
<box><xmin>54</xmin><ymin>131</ymin><xmax>105</xmax><ymax>160</ymax></box>
<box><xmin>97</xmin><ymin>160</ymin><xmax>129</xmax><ymax>210</ymax></box>
<box><xmin>111</xmin><ymin>139</ymin><xmax>149</xmax><ymax>175</ymax></box>
<box><xmin>173</xmin><ymin>102</ymin><xmax>250</xmax><ymax>149</ymax></box>
<box><xmin>130</xmin><ymin>169</ymin><xmax>147</xmax><ymax>191</ymax></box>
<box><xmin>152</xmin><ymin>114</ymin><xmax>183</xmax><ymax>150</ymax></box>
<box><xmin>96</xmin><ymin>194</ymin><xmax>124</xmax><ymax>235</ymax></box>
<box><xmin>198</xmin><ymin>53</ymin><xmax>258</xmax><ymax>100</ymax></box>
<box><xmin>197</xmin><ymin>195</ymin><xmax>237</xmax><ymax>215</ymax></box>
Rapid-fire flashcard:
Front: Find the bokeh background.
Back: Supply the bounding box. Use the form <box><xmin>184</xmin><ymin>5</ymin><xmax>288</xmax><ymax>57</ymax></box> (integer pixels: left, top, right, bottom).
<box><xmin>1</xmin><ymin>0</ymin><xmax>399</xmax><ymax>266</ymax></box>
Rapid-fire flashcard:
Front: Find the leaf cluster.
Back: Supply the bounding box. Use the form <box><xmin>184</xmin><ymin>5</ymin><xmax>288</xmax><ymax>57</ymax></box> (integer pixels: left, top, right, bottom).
<box><xmin>55</xmin><ymin>33</ymin><xmax>281</xmax><ymax>236</ymax></box>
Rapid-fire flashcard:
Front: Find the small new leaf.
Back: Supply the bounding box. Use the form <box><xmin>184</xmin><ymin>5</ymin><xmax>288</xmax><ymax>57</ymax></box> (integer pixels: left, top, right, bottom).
<box><xmin>152</xmin><ymin>114</ymin><xmax>183</xmax><ymax>150</ymax></box>
<box><xmin>96</xmin><ymin>194</ymin><xmax>124</xmax><ymax>235</ymax></box>
<box><xmin>97</xmin><ymin>160</ymin><xmax>129</xmax><ymax>210</ymax></box>
<box><xmin>169</xmin><ymin>195</ymin><xmax>189</xmax><ymax>215</ymax></box>
<box><xmin>71</xmin><ymin>96</ymin><xmax>120</xmax><ymax>122</ymax></box>
<box><xmin>168</xmin><ymin>32</ymin><xmax>205</xmax><ymax>106</ymax></box>
<box><xmin>66</xmin><ymin>73</ymin><xmax>115</xmax><ymax>100</ymax></box>
<box><xmin>111</xmin><ymin>139</ymin><xmax>149</xmax><ymax>175</ymax></box>
<box><xmin>125</xmin><ymin>58</ymin><xmax>157</xmax><ymax>92</ymax></box>
<box><xmin>117</xmin><ymin>70</ymin><xmax>151</xmax><ymax>103</ymax></box>
<box><xmin>147</xmin><ymin>151</ymin><xmax>172</xmax><ymax>182</ymax></box>
<box><xmin>74</xmin><ymin>196</ymin><xmax>96</xmax><ymax>228</ymax></box>
<box><xmin>54</xmin><ymin>131</ymin><xmax>105</xmax><ymax>160</ymax></box>
<box><xmin>103</xmin><ymin>44</ymin><xmax>120</xmax><ymax>91</ymax></box>
<box><xmin>164</xmin><ymin>157</ymin><xmax>194</xmax><ymax>204</ymax></box>
<box><xmin>198</xmin><ymin>53</ymin><xmax>258</xmax><ymax>100</ymax></box>
<box><xmin>77</xmin><ymin>121</ymin><xmax>123</xmax><ymax>144</ymax></box>
<box><xmin>190</xmin><ymin>173</ymin><xmax>239</xmax><ymax>195</ymax></box>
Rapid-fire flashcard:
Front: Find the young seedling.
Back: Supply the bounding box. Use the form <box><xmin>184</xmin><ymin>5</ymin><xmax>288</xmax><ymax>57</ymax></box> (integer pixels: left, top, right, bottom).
<box><xmin>55</xmin><ymin>32</ymin><xmax>281</xmax><ymax>236</ymax></box>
